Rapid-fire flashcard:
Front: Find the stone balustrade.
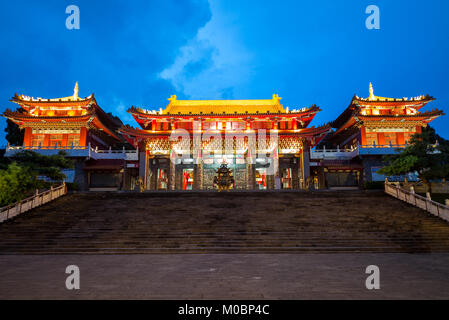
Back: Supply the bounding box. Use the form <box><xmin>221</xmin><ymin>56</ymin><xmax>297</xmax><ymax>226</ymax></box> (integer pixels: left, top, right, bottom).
<box><xmin>385</xmin><ymin>179</ymin><xmax>449</xmax><ymax>223</ymax></box>
<box><xmin>0</xmin><ymin>183</ymin><xmax>67</xmax><ymax>223</ymax></box>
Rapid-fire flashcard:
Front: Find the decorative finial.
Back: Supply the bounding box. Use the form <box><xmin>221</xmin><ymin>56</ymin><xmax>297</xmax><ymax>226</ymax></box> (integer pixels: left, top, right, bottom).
<box><xmin>168</xmin><ymin>95</ymin><xmax>177</xmax><ymax>103</ymax></box>
<box><xmin>369</xmin><ymin>82</ymin><xmax>375</xmax><ymax>100</ymax></box>
<box><xmin>73</xmin><ymin>82</ymin><xmax>79</xmax><ymax>99</ymax></box>
<box><xmin>272</xmin><ymin>94</ymin><xmax>282</xmax><ymax>102</ymax></box>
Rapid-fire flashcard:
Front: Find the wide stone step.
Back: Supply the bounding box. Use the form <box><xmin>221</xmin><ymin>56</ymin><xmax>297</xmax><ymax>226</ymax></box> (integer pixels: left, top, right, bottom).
<box><xmin>1</xmin><ymin>191</ymin><xmax>449</xmax><ymax>254</ymax></box>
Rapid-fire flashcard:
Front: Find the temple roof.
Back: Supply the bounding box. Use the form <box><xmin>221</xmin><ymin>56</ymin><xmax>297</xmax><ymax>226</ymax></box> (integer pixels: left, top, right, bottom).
<box><xmin>357</xmin><ymin>109</ymin><xmax>444</xmax><ymax>123</ymax></box>
<box><xmin>352</xmin><ymin>83</ymin><xmax>434</xmax><ymax>108</ymax></box>
<box><xmin>3</xmin><ymin>109</ymin><xmax>94</xmax><ymax>122</ymax></box>
<box><xmin>119</xmin><ymin>124</ymin><xmax>332</xmax><ymax>148</ymax></box>
<box><xmin>159</xmin><ymin>94</ymin><xmax>286</xmax><ymax>115</ymax></box>
<box><xmin>3</xmin><ymin>83</ymin><xmax>124</xmax><ymax>142</ymax></box>
<box><xmin>129</xmin><ymin>104</ymin><xmax>320</xmax><ymax>118</ymax></box>
<box><xmin>119</xmin><ymin>123</ymin><xmax>331</xmax><ymax>138</ymax></box>
<box><xmin>11</xmin><ymin>82</ymin><xmax>96</xmax><ymax>110</ymax></box>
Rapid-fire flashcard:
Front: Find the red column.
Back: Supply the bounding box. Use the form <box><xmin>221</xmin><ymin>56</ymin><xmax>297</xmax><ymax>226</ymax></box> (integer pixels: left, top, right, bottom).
<box><xmin>62</xmin><ymin>134</ymin><xmax>68</xmax><ymax>147</ymax></box>
<box><xmin>23</xmin><ymin>127</ymin><xmax>32</xmax><ymax>147</ymax></box>
<box><xmin>79</xmin><ymin>127</ymin><xmax>88</xmax><ymax>147</ymax></box>
<box><xmin>43</xmin><ymin>134</ymin><xmax>50</xmax><ymax>147</ymax></box>
<box><xmin>377</xmin><ymin>133</ymin><xmax>386</xmax><ymax>146</ymax></box>
<box><xmin>360</xmin><ymin>127</ymin><xmax>367</xmax><ymax>146</ymax></box>
<box><xmin>397</xmin><ymin>132</ymin><xmax>405</xmax><ymax>145</ymax></box>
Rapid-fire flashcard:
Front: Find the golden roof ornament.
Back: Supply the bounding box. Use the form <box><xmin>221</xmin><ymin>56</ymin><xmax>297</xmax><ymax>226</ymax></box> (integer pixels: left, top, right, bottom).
<box><xmin>368</xmin><ymin>82</ymin><xmax>375</xmax><ymax>101</ymax></box>
<box><xmin>272</xmin><ymin>94</ymin><xmax>282</xmax><ymax>103</ymax></box>
<box><xmin>73</xmin><ymin>82</ymin><xmax>79</xmax><ymax>99</ymax></box>
<box><xmin>168</xmin><ymin>95</ymin><xmax>177</xmax><ymax>103</ymax></box>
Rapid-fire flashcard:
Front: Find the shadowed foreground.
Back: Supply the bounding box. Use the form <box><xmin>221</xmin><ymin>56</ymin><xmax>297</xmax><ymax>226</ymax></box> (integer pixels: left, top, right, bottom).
<box><xmin>2</xmin><ymin>253</ymin><xmax>449</xmax><ymax>299</ymax></box>
<box><xmin>1</xmin><ymin>191</ymin><xmax>449</xmax><ymax>254</ymax></box>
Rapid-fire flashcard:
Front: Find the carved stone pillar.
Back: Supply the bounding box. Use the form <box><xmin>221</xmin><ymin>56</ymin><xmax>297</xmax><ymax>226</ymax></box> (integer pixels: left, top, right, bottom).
<box><xmin>292</xmin><ymin>157</ymin><xmax>300</xmax><ymax>190</ymax></box>
<box><xmin>147</xmin><ymin>158</ymin><xmax>154</xmax><ymax>190</ymax></box>
<box><xmin>301</xmin><ymin>140</ymin><xmax>311</xmax><ymax>190</ymax></box>
<box><xmin>193</xmin><ymin>162</ymin><xmax>203</xmax><ymax>190</ymax></box>
<box><xmin>246</xmin><ymin>163</ymin><xmax>255</xmax><ymax>190</ymax></box>
<box><xmin>169</xmin><ymin>151</ymin><xmax>176</xmax><ymax>190</ymax></box>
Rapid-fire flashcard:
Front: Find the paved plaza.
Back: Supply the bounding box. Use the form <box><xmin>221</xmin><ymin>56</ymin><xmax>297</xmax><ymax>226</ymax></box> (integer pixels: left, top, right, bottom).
<box><xmin>1</xmin><ymin>254</ymin><xmax>449</xmax><ymax>299</ymax></box>
<box><xmin>1</xmin><ymin>191</ymin><xmax>449</xmax><ymax>299</ymax></box>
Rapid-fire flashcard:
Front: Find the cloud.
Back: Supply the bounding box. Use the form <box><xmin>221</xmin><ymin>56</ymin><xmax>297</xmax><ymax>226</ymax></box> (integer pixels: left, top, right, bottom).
<box><xmin>0</xmin><ymin>0</ymin><xmax>212</xmax><ymax>141</ymax></box>
<box><xmin>159</xmin><ymin>0</ymin><xmax>253</xmax><ymax>99</ymax></box>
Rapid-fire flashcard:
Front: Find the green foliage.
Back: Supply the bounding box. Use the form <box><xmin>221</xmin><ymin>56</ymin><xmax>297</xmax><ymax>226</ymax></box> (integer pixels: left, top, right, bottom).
<box><xmin>9</xmin><ymin>150</ymin><xmax>74</xmax><ymax>181</ymax></box>
<box><xmin>0</xmin><ymin>151</ymin><xmax>74</xmax><ymax>207</ymax></box>
<box><xmin>379</xmin><ymin>126</ymin><xmax>449</xmax><ymax>188</ymax></box>
<box><xmin>378</xmin><ymin>155</ymin><xmax>419</xmax><ymax>176</ymax></box>
<box><xmin>0</xmin><ymin>162</ymin><xmax>37</xmax><ymax>207</ymax></box>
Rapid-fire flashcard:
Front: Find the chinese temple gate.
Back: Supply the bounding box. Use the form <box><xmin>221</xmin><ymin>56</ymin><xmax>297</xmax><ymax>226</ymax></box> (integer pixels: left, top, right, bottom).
<box><xmin>120</xmin><ymin>95</ymin><xmax>331</xmax><ymax>190</ymax></box>
<box><xmin>315</xmin><ymin>83</ymin><xmax>444</xmax><ymax>186</ymax></box>
<box><xmin>3</xmin><ymin>83</ymin><xmax>445</xmax><ymax>191</ymax></box>
<box><xmin>3</xmin><ymin>83</ymin><xmax>132</xmax><ymax>191</ymax></box>
<box><xmin>4</xmin><ymin>83</ymin><xmax>123</xmax><ymax>149</ymax></box>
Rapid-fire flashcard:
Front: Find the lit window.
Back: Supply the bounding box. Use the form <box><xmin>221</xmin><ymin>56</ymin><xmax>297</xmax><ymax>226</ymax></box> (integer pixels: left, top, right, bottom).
<box><xmin>49</xmin><ymin>135</ymin><xmax>63</xmax><ymax>147</ymax></box>
<box><xmin>365</xmin><ymin>133</ymin><xmax>378</xmax><ymax>146</ymax></box>
<box><xmin>67</xmin><ymin>135</ymin><xmax>80</xmax><ymax>147</ymax></box>
<box><xmin>31</xmin><ymin>135</ymin><xmax>45</xmax><ymax>147</ymax></box>
<box><xmin>384</xmin><ymin>133</ymin><xmax>397</xmax><ymax>146</ymax></box>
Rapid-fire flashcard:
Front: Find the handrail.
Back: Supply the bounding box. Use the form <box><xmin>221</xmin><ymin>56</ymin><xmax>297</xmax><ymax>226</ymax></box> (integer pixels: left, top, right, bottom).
<box><xmin>6</xmin><ymin>144</ymin><xmax>137</xmax><ymax>153</ymax></box>
<box><xmin>360</xmin><ymin>144</ymin><xmax>407</xmax><ymax>149</ymax></box>
<box><xmin>385</xmin><ymin>179</ymin><xmax>449</xmax><ymax>223</ymax></box>
<box><xmin>7</xmin><ymin>145</ymin><xmax>89</xmax><ymax>150</ymax></box>
<box><xmin>6</xmin><ymin>144</ymin><xmax>138</xmax><ymax>160</ymax></box>
<box><xmin>310</xmin><ymin>146</ymin><xmax>359</xmax><ymax>160</ymax></box>
<box><xmin>0</xmin><ymin>183</ymin><xmax>67</xmax><ymax>223</ymax></box>
<box><xmin>312</xmin><ymin>148</ymin><xmax>357</xmax><ymax>153</ymax></box>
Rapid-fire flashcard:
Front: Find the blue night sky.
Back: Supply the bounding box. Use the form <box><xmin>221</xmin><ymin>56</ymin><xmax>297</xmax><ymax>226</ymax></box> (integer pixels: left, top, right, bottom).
<box><xmin>1</xmin><ymin>0</ymin><xmax>448</xmax><ymax>145</ymax></box>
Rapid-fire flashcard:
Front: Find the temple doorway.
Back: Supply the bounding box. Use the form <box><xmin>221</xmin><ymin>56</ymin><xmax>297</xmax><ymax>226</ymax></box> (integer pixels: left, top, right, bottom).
<box><xmin>281</xmin><ymin>168</ymin><xmax>293</xmax><ymax>189</ymax></box>
<box><xmin>182</xmin><ymin>168</ymin><xmax>194</xmax><ymax>190</ymax></box>
<box><xmin>157</xmin><ymin>169</ymin><xmax>168</xmax><ymax>190</ymax></box>
<box><xmin>255</xmin><ymin>168</ymin><xmax>267</xmax><ymax>190</ymax></box>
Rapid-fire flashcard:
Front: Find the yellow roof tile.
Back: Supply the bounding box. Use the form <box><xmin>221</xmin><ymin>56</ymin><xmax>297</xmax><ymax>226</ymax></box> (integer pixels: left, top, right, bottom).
<box><xmin>163</xmin><ymin>94</ymin><xmax>286</xmax><ymax>115</ymax></box>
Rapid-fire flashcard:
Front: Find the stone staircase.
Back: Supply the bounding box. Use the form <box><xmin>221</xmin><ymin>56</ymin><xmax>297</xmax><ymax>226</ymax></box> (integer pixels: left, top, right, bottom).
<box><xmin>1</xmin><ymin>191</ymin><xmax>449</xmax><ymax>254</ymax></box>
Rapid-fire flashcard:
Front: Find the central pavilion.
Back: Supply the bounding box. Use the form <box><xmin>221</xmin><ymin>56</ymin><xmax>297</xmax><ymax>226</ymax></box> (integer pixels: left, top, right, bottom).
<box><xmin>120</xmin><ymin>94</ymin><xmax>331</xmax><ymax>191</ymax></box>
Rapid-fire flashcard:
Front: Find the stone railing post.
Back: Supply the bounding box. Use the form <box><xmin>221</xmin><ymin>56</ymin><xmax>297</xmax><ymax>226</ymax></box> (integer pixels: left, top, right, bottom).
<box><xmin>410</xmin><ymin>186</ymin><xmax>415</xmax><ymax>194</ymax></box>
<box><xmin>426</xmin><ymin>192</ymin><xmax>431</xmax><ymax>200</ymax></box>
<box><xmin>34</xmin><ymin>189</ymin><xmax>39</xmax><ymax>207</ymax></box>
<box><xmin>445</xmin><ymin>199</ymin><xmax>449</xmax><ymax>207</ymax></box>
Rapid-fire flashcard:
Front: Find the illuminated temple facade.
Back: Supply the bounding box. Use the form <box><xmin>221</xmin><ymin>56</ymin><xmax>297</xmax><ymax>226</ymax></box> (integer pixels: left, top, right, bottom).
<box><xmin>314</xmin><ymin>83</ymin><xmax>444</xmax><ymax>187</ymax></box>
<box><xmin>4</xmin><ymin>83</ymin><xmax>122</xmax><ymax>149</ymax></box>
<box><xmin>120</xmin><ymin>94</ymin><xmax>331</xmax><ymax>190</ymax></box>
<box><xmin>3</xmin><ymin>84</ymin><xmax>136</xmax><ymax>191</ymax></box>
<box><xmin>2</xmin><ymin>83</ymin><xmax>444</xmax><ymax>191</ymax></box>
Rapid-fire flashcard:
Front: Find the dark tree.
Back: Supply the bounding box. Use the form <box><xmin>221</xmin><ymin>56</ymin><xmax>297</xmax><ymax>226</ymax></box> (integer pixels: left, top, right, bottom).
<box><xmin>5</xmin><ymin>109</ymin><xmax>24</xmax><ymax>146</ymax></box>
<box><xmin>9</xmin><ymin>150</ymin><xmax>74</xmax><ymax>181</ymax></box>
<box><xmin>379</xmin><ymin>126</ymin><xmax>449</xmax><ymax>192</ymax></box>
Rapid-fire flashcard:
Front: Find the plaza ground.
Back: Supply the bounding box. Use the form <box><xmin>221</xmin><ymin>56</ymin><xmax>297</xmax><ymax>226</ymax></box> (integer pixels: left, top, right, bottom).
<box><xmin>1</xmin><ymin>190</ymin><xmax>449</xmax><ymax>299</ymax></box>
